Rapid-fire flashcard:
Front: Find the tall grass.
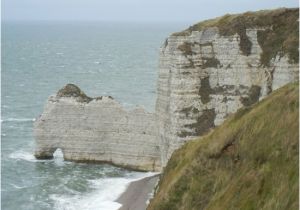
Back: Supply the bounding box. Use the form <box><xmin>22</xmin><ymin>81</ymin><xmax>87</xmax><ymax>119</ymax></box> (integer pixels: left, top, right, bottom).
<box><xmin>148</xmin><ymin>82</ymin><xmax>299</xmax><ymax>210</ymax></box>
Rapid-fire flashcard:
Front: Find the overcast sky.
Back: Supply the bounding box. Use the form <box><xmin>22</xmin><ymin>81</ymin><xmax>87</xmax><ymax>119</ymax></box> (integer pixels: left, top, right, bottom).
<box><xmin>2</xmin><ymin>0</ymin><xmax>298</xmax><ymax>22</ymax></box>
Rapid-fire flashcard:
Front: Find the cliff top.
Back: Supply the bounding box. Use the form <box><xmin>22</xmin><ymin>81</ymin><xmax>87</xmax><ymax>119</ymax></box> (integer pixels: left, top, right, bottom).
<box><xmin>56</xmin><ymin>84</ymin><xmax>113</xmax><ymax>103</ymax></box>
<box><xmin>172</xmin><ymin>8</ymin><xmax>299</xmax><ymax>66</ymax></box>
<box><xmin>148</xmin><ymin>82</ymin><xmax>299</xmax><ymax>210</ymax></box>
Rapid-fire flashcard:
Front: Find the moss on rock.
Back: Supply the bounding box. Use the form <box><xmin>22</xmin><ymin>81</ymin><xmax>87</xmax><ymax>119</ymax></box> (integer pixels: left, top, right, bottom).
<box><xmin>57</xmin><ymin>84</ymin><xmax>115</xmax><ymax>103</ymax></box>
<box><xmin>199</xmin><ymin>77</ymin><xmax>213</xmax><ymax>104</ymax></box>
<box><xmin>240</xmin><ymin>85</ymin><xmax>261</xmax><ymax>106</ymax></box>
<box><xmin>177</xmin><ymin>42</ymin><xmax>194</xmax><ymax>55</ymax></box>
<box><xmin>201</xmin><ymin>57</ymin><xmax>221</xmax><ymax>69</ymax></box>
<box><xmin>57</xmin><ymin>84</ymin><xmax>93</xmax><ymax>103</ymax></box>
<box><xmin>178</xmin><ymin>108</ymin><xmax>216</xmax><ymax>137</ymax></box>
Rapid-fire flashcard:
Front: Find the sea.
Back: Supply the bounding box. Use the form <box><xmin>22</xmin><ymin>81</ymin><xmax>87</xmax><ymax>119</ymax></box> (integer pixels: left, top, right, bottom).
<box><xmin>1</xmin><ymin>21</ymin><xmax>187</xmax><ymax>210</ymax></box>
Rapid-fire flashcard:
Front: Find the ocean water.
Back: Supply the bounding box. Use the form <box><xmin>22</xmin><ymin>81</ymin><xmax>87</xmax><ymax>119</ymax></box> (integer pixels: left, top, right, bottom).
<box><xmin>1</xmin><ymin>21</ymin><xmax>186</xmax><ymax>210</ymax></box>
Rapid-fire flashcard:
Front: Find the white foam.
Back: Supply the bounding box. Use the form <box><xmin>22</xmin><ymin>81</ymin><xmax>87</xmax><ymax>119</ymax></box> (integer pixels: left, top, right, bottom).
<box><xmin>9</xmin><ymin>150</ymin><xmax>50</xmax><ymax>163</ymax></box>
<box><xmin>9</xmin><ymin>149</ymin><xmax>72</xmax><ymax>166</ymax></box>
<box><xmin>51</xmin><ymin>193</ymin><xmax>122</xmax><ymax>210</ymax></box>
<box><xmin>1</xmin><ymin>118</ymin><xmax>36</xmax><ymax>123</ymax></box>
<box><xmin>10</xmin><ymin>183</ymin><xmax>27</xmax><ymax>189</ymax></box>
<box><xmin>51</xmin><ymin>172</ymin><xmax>159</xmax><ymax>210</ymax></box>
<box><xmin>9</xmin><ymin>150</ymin><xmax>37</xmax><ymax>162</ymax></box>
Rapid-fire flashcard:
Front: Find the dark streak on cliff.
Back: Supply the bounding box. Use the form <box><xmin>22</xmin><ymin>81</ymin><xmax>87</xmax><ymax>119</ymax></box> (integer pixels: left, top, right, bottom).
<box><xmin>240</xmin><ymin>85</ymin><xmax>261</xmax><ymax>106</ymax></box>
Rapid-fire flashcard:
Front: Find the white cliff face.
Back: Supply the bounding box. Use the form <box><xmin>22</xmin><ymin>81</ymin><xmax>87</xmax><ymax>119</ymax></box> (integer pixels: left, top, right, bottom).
<box><xmin>34</xmin><ymin>9</ymin><xmax>299</xmax><ymax>171</ymax></box>
<box><xmin>34</xmin><ymin>85</ymin><xmax>161</xmax><ymax>171</ymax></box>
<box><xmin>156</xmin><ymin>27</ymin><xmax>299</xmax><ymax>165</ymax></box>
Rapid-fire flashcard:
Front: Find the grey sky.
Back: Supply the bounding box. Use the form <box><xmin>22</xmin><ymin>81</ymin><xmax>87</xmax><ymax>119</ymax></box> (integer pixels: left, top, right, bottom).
<box><xmin>2</xmin><ymin>0</ymin><xmax>298</xmax><ymax>22</ymax></box>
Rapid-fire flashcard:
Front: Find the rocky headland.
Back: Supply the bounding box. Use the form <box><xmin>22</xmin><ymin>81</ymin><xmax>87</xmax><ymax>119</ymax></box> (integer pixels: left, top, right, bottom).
<box><xmin>34</xmin><ymin>8</ymin><xmax>299</xmax><ymax>173</ymax></box>
<box><xmin>34</xmin><ymin>84</ymin><xmax>161</xmax><ymax>171</ymax></box>
<box><xmin>156</xmin><ymin>8</ymin><xmax>299</xmax><ymax>165</ymax></box>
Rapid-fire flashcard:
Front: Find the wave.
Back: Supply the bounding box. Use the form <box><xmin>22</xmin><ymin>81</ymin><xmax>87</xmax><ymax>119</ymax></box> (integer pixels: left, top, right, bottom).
<box><xmin>10</xmin><ymin>183</ymin><xmax>27</xmax><ymax>189</ymax></box>
<box><xmin>9</xmin><ymin>150</ymin><xmax>71</xmax><ymax>166</ymax></box>
<box><xmin>9</xmin><ymin>150</ymin><xmax>39</xmax><ymax>162</ymax></box>
<box><xmin>51</xmin><ymin>172</ymin><xmax>159</xmax><ymax>210</ymax></box>
<box><xmin>1</xmin><ymin>118</ymin><xmax>36</xmax><ymax>123</ymax></box>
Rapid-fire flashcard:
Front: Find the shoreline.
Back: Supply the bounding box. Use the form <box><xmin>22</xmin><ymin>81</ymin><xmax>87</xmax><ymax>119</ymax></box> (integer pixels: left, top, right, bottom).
<box><xmin>116</xmin><ymin>174</ymin><xmax>160</xmax><ymax>210</ymax></box>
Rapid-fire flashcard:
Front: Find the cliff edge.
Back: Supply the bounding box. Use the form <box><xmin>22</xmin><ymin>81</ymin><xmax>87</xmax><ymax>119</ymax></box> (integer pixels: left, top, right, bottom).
<box><xmin>148</xmin><ymin>82</ymin><xmax>299</xmax><ymax>210</ymax></box>
<box><xmin>156</xmin><ymin>8</ymin><xmax>299</xmax><ymax>165</ymax></box>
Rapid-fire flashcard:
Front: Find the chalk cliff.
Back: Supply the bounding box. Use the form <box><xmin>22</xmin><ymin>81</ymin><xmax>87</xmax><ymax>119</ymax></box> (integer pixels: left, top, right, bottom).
<box><xmin>34</xmin><ymin>8</ymin><xmax>299</xmax><ymax>171</ymax></box>
<box><xmin>34</xmin><ymin>84</ymin><xmax>161</xmax><ymax>171</ymax></box>
<box><xmin>156</xmin><ymin>8</ymin><xmax>299</xmax><ymax>165</ymax></box>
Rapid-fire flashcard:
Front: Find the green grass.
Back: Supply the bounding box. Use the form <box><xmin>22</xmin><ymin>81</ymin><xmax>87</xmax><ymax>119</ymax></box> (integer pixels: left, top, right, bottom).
<box><xmin>172</xmin><ymin>8</ymin><xmax>299</xmax><ymax>66</ymax></box>
<box><xmin>148</xmin><ymin>82</ymin><xmax>299</xmax><ymax>210</ymax></box>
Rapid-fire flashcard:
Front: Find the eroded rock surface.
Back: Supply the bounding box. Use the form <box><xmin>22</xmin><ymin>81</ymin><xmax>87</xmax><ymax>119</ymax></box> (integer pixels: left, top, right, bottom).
<box><xmin>34</xmin><ymin>84</ymin><xmax>161</xmax><ymax>171</ymax></box>
<box><xmin>156</xmin><ymin>9</ymin><xmax>299</xmax><ymax>165</ymax></box>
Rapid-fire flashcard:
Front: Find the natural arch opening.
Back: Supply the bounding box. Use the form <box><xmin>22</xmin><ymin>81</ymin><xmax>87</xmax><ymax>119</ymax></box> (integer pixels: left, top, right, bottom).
<box><xmin>34</xmin><ymin>147</ymin><xmax>64</xmax><ymax>160</ymax></box>
<box><xmin>53</xmin><ymin>148</ymin><xmax>64</xmax><ymax>159</ymax></box>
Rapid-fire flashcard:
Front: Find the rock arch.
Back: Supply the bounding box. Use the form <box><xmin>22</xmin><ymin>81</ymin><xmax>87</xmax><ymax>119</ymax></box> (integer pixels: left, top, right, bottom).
<box><xmin>34</xmin><ymin>84</ymin><xmax>161</xmax><ymax>171</ymax></box>
<box><xmin>35</xmin><ymin>147</ymin><xmax>59</xmax><ymax>160</ymax></box>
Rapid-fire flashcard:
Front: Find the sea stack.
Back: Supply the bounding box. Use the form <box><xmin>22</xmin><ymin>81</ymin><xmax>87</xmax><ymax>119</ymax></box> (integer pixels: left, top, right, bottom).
<box><xmin>34</xmin><ymin>84</ymin><xmax>161</xmax><ymax>171</ymax></box>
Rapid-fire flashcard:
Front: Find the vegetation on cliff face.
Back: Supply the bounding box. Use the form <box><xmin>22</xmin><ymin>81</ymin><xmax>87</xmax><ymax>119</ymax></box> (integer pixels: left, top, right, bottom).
<box><xmin>148</xmin><ymin>82</ymin><xmax>299</xmax><ymax>210</ymax></box>
<box><xmin>57</xmin><ymin>84</ymin><xmax>113</xmax><ymax>103</ymax></box>
<box><xmin>173</xmin><ymin>8</ymin><xmax>299</xmax><ymax>66</ymax></box>
<box><xmin>57</xmin><ymin>84</ymin><xmax>93</xmax><ymax>102</ymax></box>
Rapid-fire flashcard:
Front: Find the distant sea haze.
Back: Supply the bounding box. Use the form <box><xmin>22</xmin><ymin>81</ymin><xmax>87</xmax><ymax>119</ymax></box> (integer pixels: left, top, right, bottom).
<box><xmin>1</xmin><ymin>21</ymin><xmax>186</xmax><ymax>210</ymax></box>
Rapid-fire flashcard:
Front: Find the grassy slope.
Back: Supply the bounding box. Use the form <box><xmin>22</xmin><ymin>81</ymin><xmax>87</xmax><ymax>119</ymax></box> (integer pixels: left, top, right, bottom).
<box><xmin>148</xmin><ymin>83</ymin><xmax>299</xmax><ymax>210</ymax></box>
